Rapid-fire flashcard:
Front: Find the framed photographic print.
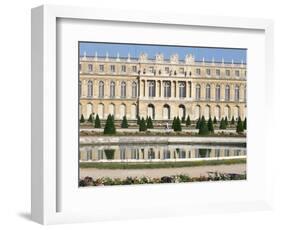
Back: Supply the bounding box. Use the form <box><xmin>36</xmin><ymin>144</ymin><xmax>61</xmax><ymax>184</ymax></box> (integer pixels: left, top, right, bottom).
<box><xmin>31</xmin><ymin>5</ymin><xmax>274</xmax><ymax>225</ymax></box>
<box><xmin>78</xmin><ymin>42</ymin><xmax>247</xmax><ymax>186</ymax></box>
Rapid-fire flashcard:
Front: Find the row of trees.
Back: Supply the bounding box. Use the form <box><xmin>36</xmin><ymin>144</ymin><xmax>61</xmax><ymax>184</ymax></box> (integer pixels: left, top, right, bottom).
<box><xmin>80</xmin><ymin>114</ymin><xmax>102</xmax><ymax>128</ymax></box>
<box><xmin>80</xmin><ymin>113</ymin><xmax>247</xmax><ymax>134</ymax></box>
<box><xmin>196</xmin><ymin>115</ymin><xmax>246</xmax><ymax>135</ymax></box>
<box><xmin>80</xmin><ymin>113</ymin><xmax>130</xmax><ymax>134</ymax></box>
<box><xmin>138</xmin><ymin>116</ymin><xmax>153</xmax><ymax>131</ymax></box>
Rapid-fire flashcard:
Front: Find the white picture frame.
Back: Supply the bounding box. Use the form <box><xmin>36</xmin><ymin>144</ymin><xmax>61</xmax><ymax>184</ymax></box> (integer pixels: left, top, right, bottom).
<box><xmin>31</xmin><ymin>5</ymin><xmax>274</xmax><ymax>225</ymax></box>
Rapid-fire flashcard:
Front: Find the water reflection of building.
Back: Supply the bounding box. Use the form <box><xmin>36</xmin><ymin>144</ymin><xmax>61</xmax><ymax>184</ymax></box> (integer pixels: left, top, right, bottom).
<box><xmin>79</xmin><ymin>145</ymin><xmax>246</xmax><ymax>162</ymax></box>
<box><xmin>79</xmin><ymin>53</ymin><xmax>247</xmax><ymax>122</ymax></box>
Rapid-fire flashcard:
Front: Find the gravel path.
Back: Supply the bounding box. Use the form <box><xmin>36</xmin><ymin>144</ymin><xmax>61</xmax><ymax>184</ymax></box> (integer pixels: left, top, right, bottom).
<box><xmin>80</xmin><ymin>163</ymin><xmax>246</xmax><ymax>179</ymax></box>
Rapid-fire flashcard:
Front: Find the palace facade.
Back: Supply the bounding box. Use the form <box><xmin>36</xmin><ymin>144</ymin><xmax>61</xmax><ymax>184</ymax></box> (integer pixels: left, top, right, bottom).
<box><xmin>79</xmin><ymin>52</ymin><xmax>246</xmax><ymax>121</ymax></box>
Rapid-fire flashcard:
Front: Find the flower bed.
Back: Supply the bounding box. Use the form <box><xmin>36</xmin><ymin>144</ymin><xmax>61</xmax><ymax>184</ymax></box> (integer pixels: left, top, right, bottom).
<box><xmin>79</xmin><ymin>172</ymin><xmax>246</xmax><ymax>186</ymax></box>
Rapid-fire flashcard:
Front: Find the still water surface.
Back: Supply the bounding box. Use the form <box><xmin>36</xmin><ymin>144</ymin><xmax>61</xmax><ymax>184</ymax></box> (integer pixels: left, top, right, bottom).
<box><xmin>80</xmin><ymin>144</ymin><xmax>246</xmax><ymax>162</ymax></box>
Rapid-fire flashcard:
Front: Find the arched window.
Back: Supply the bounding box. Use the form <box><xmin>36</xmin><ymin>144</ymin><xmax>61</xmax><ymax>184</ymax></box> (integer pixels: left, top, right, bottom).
<box><xmin>110</xmin><ymin>81</ymin><xmax>115</xmax><ymax>98</ymax></box>
<box><xmin>179</xmin><ymin>82</ymin><xmax>186</xmax><ymax>98</ymax></box>
<box><xmin>148</xmin><ymin>81</ymin><xmax>155</xmax><ymax>97</ymax></box>
<box><xmin>179</xmin><ymin>105</ymin><xmax>186</xmax><ymax>119</ymax></box>
<box><xmin>120</xmin><ymin>103</ymin><xmax>126</xmax><ymax>118</ymax></box>
<box><xmin>196</xmin><ymin>84</ymin><xmax>201</xmax><ymax>100</ymax></box>
<box><xmin>121</xmin><ymin>81</ymin><xmax>126</xmax><ymax>98</ymax></box>
<box><xmin>225</xmin><ymin>85</ymin><xmax>230</xmax><ymax>101</ymax></box>
<box><xmin>215</xmin><ymin>85</ymin><xmax>221</xmax><ymax>101</ymax></box>
<box><xmin>224</xmin><ymin>105</ymin><xmax>231</xmax><ymax>119</ymax></box>
<box><xmin>98</xmin><ymin>103</ymin><xmax>104</xmax><ymax>118</ymax></box>
<box><xmin>164</xmin><ymin>81</ymin><xmax>171</xmax><ymax>97</ymax></box>
<box><xmin>235</xmin><ymin>85</ymin><xmax>240</xmax><ymax>101</ymax></box>
<box><xmin>98</xmin><ymin>81</ymin><xmax>104</xmax><ymax>98</ymax></box>
<box><xmin>109</xmin><ymin>103</ymin><xmax>115</xmax><ymax>116</ymax></box>
<box><xmin>87</xmin><ymin>80</ymin><xmax>93</xmax><ymax>97</ymax></box>
<box><xmin>147</xmin><ymin>104</ymin><xmax>155</xmax><ymax>119</ymax></box>
<box><xmin>132</xmin><ymin>81</ymin><xmax>137</xmax><ymax>98</ymax></box>
<box><xmin>79</xmin><ymin>80</ymin><xmax>82</xmax><ymax>98</ymax></box>
<box><xmin>204</xmin><ymin>105</ymin><xmax>211</xmax><ymax>119</ymax></box>
<box><xmin>205</xmin><ymin>84</ymin><xmax>211</xmax><ymax>100</ymax></box>
<box><xmin>131</xmin><ymin>104</ymin><xmax>137</xmax><ymax>119</ymax></box>
<box><xmin>214</xmin><ymin>105</ymin><xmax>221</xmax><ymax>120</ymax></box>
<box><xmin>163</xmin><ymin>104</ymin><xmax>170</xmax><ymax>120</ymax></box>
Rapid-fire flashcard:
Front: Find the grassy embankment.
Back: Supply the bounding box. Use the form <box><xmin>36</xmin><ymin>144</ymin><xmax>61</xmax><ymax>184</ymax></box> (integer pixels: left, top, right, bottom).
<box><xmin>80</xmin><ymin>158</ymin><xmax>246</xmax><ymax>169</ymax></box>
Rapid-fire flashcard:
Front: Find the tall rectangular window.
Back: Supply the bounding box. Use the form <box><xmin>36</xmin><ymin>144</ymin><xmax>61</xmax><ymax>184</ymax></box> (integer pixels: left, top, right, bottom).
<box><xmin>226</xmin><ymin>69</ymin><xmax>230</xmax><ymax>76</ymax></box>
<box><xmin>110</xmin><ymin>81</ymin><xmax>115</xmax><ymax>98</ymax></box>
<box><xmin>121</xmin><ymin>65</ymin><xmax>126</xmax><ymax>73</ymax></box>
<box><xmin>88</xmin><ymin>64</ymin><xmax>93</xmax><ymax>72</ymax></box>
<box><xmin>179</xmin><ymin>82</ymin><xmax>186</xmax><ymax>98</ymax></box>
<box><xmin>163</xmin><ymin>81</ymin><xmax>171</xmax><ymax>97</ymax></box>
<box><xmin>225</xmin><ymin>85</ymin><xmax>230</xmax><ymax>101</ymax></box>
<box><xmin>148</xmin><ymin>81</ymin><xmax>156</xmax><ymax>97</ymax></box>
<box><xmin>235</xmin><ymin>70</ymin><xmax>240</xmax><ymax>77</ymax></box>
<box><xmin>196</xmin><ymin>68</ymin><xmax>201</xmax><ymax>75</ymax></box>
<box><xmin>110</xmin><ymin>65</ymin><xmax>115</xmax><ymax>73</ymax></box>
<box><xmin>99</xmin><ymin>64</ymin><xmax>104</xmax><ymax>72</ymax></box>
<box><xmin>121</xmin><ymin>81</ymin><xmax>126</xmax><ymax>98</ymax></box>
<box><xmin>205</xmin><ymin>84</ymin><xmax>211</xmax><ymax>100</ymax></box>
<box><xmin>216</xmin><ymin>69</ymin><xmax>220</xmax><ymax>76</ymax></box>
<box><xmin>206</xmin><ymin>69</ymin><xmax>211</xmax><ymax>76</ymax></box>
<box><xmin>132</xmin><ymin>65</ymin><xmax>137</xmax><ymax>73</ymax></box>
<box><xmin>132</xmin><ymin>82</ymin><xmax>137</xmax><ymax>98</ymax></box>
<box><xmin>215</xmin><ymin>85</ymin><xmax>221</xmax><ymax>101</ymax></box>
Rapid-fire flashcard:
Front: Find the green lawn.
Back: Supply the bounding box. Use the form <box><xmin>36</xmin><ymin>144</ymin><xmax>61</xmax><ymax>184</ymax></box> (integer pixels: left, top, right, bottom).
<box><xmin>80</xmin><ymin>158</ymin><xmax>246</xmax><ymax>169</ymax></box>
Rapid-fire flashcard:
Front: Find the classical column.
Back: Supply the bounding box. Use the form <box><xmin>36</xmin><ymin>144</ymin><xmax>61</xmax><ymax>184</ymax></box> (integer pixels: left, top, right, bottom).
<box><xmin>161</xmin><ymin>80</ymin><xmax>164</xmax><ymax>98</ymax></box>
<box><xmin>171</xmin><ymin>81</ymin><xmax>175</xmax><ymax>98</ymax></box>
<box><xmin>221</xmin><ymin>84</ymin><xmax>225</xmax><ymax>102</ymax></box>
<box><xmin>104</xmin><ymin>80</ymin><xmax>109</xmax><ymax>98</ymax></box>
<box><xmin>211</xmin><ymin>83</ymin><xmax>216</xmax><ymax>101</ymax></box>
<box><xmin>176</xmin><ymin>81</ymin><xmax>179</xmax><ymax>98</ymax></box>
<box><xmin>155</xmin><ymin>80</ymin><xmax>159</xmax><ymax>98</ymax></box>
<box><xmin>139</xmin><ymin>80</ymin><xmax>143</xmax><ymax>97</ymax></box>
<box><xmin>230</xmin><ymin>84</ymin><xmax>235</xmax><ymax>101</ymax></box>
<box><xmin>145</xmin><ymin>80</ymin><xmax>148</xmax><ymax>98</ymax></box>
<box><xmin>191</xmin><ymin>82</ymin><xmax>196</xmax><ymax>100</ymax></box>
<box><xmin>82</xmin><ymin>80</ymin><xmax>87</xmax><ymax>97</ymax></box>
<box><xmin>201</xmin><ymin>83</ymin><xmax>206</xmax><ymax>100</ymax></box>
<box><xmin>93</xmin><ymin>80</ymin><xmax>98</xmax><ymax>98</ymax></box>
<box><xmin>189</xmin><ymin>81</ymin><xmax>192</xmax><ymax>98</ymax></box>
<box><xmin>116</xmin><ymin>80</ymin><xmax>120</xmax><ymax>98</ymax></box>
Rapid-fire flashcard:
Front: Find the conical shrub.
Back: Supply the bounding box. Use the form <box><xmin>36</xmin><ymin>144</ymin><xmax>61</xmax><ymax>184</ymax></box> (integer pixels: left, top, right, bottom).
<box><xmin>186</xmin><ymin>115</ymin><xmax>191</xmax><ymax>127</ymax></box>
<box><xmin>80</xmin><ymin>114</ymin><xmax>85</xmax><ymax>123</ymax></box>
<box><xmin>121</xmin><ymin>116</ymin><xmax>129</xmax><ymax>128</ymax></box>
<box><xmin>94</xmin><ymin>114</ymin><xmax>101</xmax><ymax>128</ymax></box>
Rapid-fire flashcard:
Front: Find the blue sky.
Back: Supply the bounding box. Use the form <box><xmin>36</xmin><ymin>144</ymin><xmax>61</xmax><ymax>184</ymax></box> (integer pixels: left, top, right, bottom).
<box><xmin>79</xmin><ymin>42</ymin><xmax>247</xmax><ymax>64</ymax></box>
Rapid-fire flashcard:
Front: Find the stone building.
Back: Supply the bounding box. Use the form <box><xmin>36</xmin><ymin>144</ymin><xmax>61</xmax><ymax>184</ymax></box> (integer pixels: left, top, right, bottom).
<box><xmin>79</xmin><ymin>52</ymin><xmax>246</xmax><ymax>122</ymax></box>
